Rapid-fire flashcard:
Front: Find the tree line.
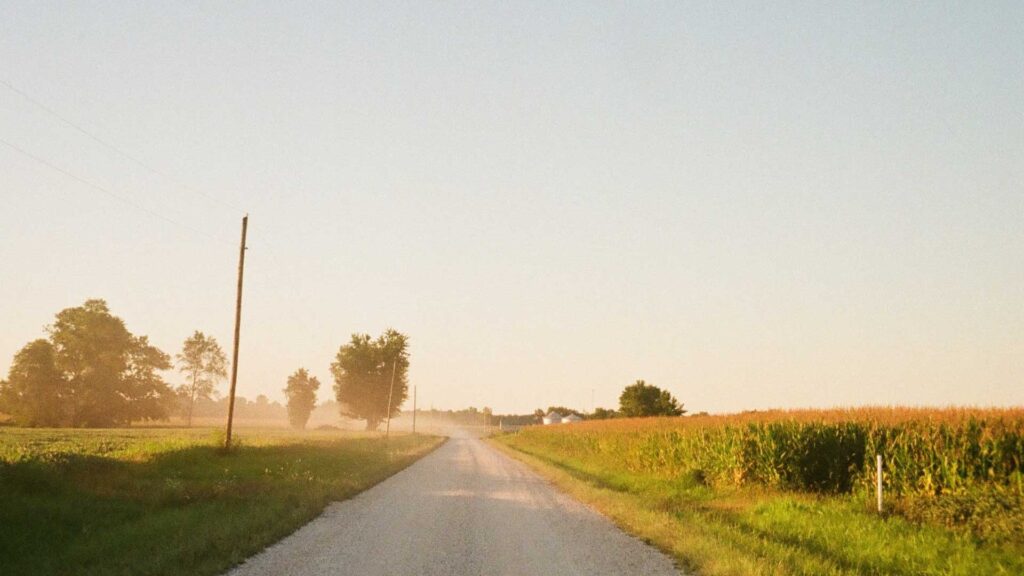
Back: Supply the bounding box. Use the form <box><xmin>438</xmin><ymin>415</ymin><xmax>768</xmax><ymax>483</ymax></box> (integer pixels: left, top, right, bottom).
<box><xmin>0</xmin><ymin>300</ymin><xmax>173</xmax><ymax>427</ymax></box>
<box><xmin>492</xmin><ymin>380</ymin><xmax>686</xmax><ymax>425</ymax></box>
<box><xmin>0</xmin><ymin>299</ymin><xmax>411</xmax><ymax>430</ymax></box>
<box><xmin>1</xmin><ymin>300</ymin><xmax>681</xmax><ymax>429</ymax></box>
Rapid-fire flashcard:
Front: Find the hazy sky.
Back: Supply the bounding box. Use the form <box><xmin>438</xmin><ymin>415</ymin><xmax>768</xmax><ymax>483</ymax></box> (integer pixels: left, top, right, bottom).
<box><xmin>2</xmin><ymin>2</ymin><xmax>1022</xmax><ymax>414</ymax></box>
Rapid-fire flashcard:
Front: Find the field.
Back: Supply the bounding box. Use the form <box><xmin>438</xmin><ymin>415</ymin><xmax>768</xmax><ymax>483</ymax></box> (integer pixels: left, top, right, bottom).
<box><xmin>0</xmin><ymin>427</ymin><xmax>443</xmax><ymax>576</ymax></box>
<box><xmin>493</xmin><ymin>407</ymin><xmax>1024</xmax><ymax>576</ymax></box>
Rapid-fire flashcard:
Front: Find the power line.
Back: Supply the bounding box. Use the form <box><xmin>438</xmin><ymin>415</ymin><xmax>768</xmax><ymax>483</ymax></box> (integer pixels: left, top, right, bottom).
<box><xmin>1</xmin><ymin>80</ymin><xmax>336</xmax><ymax>328</ymax></box>
<box><xmin>0</xmin><ymin>136</ymin><xmax>233</xmax><ymax>246</ymax></box>
<box><xmin>0</xmin><ymin>77</ymin><xmax>246</xmax><ymax>215</ymax></box>
<box><xmin>2</xmin><ymin>77</ymin><xmax>347</xmax><ymax>267</ymax></box>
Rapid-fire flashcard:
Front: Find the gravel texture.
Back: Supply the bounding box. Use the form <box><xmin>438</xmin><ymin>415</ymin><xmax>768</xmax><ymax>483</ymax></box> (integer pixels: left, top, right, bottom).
<box><xmin>226</xmin><ymin>431</ymin><xmax>681</xmax><ymax>576</ymax></box>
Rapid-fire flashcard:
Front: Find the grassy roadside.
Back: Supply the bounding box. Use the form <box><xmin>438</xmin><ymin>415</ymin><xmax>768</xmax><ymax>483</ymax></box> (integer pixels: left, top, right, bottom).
<box><xmin>490</xmin><ymin>433</ymin><xmax>1024</xmax><ymax>576</ymax></box>
<box><xmin>0</xmin><ymin>427</ymin><xmax>444</xmax><ymax>576</ymax></box>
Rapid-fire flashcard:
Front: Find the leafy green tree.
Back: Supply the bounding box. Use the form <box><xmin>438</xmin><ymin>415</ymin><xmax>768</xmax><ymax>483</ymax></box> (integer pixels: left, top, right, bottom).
<box><xmin>1</xmin><ymin>299</ymin><xmax>174</xmax><ymax>427</ymax></box>
<box><xmin>176</xmin><ymin>331</ymin><xmax>227</xmax><ymax>426</ymax></box>
<box><xmin>0</xmin><ymin>339</ymin><xmax>64</xmax><ymax>426</ymax></box>
<box><xmin>284</xmin><ymin>368</ymin><xmax>320</xmax><ymax>429</ymax></box>
<box><xmin>331</xmin><ymin>329</ymin><xmax>409</xmax><ymax>430</ymax></box>
<box><xmin>590</xmin><ymin>407</ymin><xmax>619</xmax><ymax>420</ymax></box>
<box><xmin>124</xmin><ymin>335</ymin><xmax>177</xmax><ymax>424</ymax></box>
<box><xmin>618</xmin><ymin>380</ymin><xmax>685</xmax><ymax>418</ymax></box>
<box><xmin>53</xmin><ymin>300</ymin><xmax>174</xmax><ymax>426</ymax></box>
<box><xmin>545</xmin><ymin>405</ymin><xmax>583</xmax><ymax>417</ymax></box>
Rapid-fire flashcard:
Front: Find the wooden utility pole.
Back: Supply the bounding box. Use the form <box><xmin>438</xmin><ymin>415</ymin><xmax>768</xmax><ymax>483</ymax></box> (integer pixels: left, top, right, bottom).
<box><xmin>412</xmin><ymin>385</ymin><xmax>417</xmax><ymax>435</ymax></box>
<box><xmin>384</xmin><ymin>359</ymin><xmax>397</xmax><ymax>438</ymax></box>
<box><xmin>225</xmin><ymin>215</ymin><xmax>248</xmax><ymax>450</ymax></box>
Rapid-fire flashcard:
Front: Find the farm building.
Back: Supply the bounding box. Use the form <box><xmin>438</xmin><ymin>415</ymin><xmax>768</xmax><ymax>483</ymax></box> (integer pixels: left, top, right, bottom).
<box><xmin>543</xmin><ymin>412</ymin><xmax>582</xmax><ymax>424</ymax></box>
<box><xmin>542</xmin><ymin>412</ymin><xmax>563</xmax><ymax>425</ymax></box>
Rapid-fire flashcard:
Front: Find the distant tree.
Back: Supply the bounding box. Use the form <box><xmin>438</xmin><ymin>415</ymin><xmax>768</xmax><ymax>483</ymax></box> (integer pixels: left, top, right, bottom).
<box><xmin>51</xmin><ymin>300</ymin><xmax>174</xmax><ymax>426</ymax></box>
<box><xmin>493</xmin><ymin>411</ymin><xmax>541</xmax><ymax>426</ymax></box>
<box><xmin>124</xmin><ymin>335</ymin><xmax>176</xmax><ymax>424</ymax></box>
<box><xmin>185</xmin><ymin>394</ymin><xmax>288</xmax><ymax>421</ymax></box>
<box><xmin>0</xmin><ymin>339</ymin><xmax>64</xmax><ymax>426</ymax></box>
<box><xmin>284</xmin><ymin>368</ymin><xmax>320</xmax><ymax>429</ymax></box>
<box><xmin>0</xmin><ymin>299</ymin><xmax>174</xmax><ymax>427</ymax></box>
<box><xmin>618</xmin><ymin>380</ymin><xmax>685</xmax><ymax>418</ymax></box>
<box><xmin>176</xmin><ymin>331</ymin><xmax>227</xmax><ymax>427</ymax></box>
<box><xmin>589</xmin><ymin>407</ymin><xmax>619</xmax><ymax>420</ymax></box>
<box><xmin>545</xmin><ymin>405</ymin><xmax>583</xmax><ymax>417</ymax></box>
<box><xmin>331</xmin><ymin>329</ymin><xmax>409</xmax><ymax>430</ymax></box>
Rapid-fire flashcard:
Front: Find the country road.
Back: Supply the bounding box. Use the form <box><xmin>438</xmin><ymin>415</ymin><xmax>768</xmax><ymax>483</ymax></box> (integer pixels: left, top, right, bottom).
<box><xmin>226</xmin><ymin>431</ymin><xmax>681</xmax><ymax>576</ymax></box>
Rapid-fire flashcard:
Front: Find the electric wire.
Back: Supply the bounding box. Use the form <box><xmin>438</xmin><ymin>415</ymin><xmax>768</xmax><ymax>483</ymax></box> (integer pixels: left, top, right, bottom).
<box><xmin>0</xmin><ymin>136</ymin><xmax>234</xmax><ymax>246</ymax></box>
<box><xmin>1</xmin><ymin>78</ymin><xmax>331</xmax><ymax>340</ymax></box>
<box><xmin>0</xmin><ymin>77</ymin><xmax>246</xmax><ymax>215</ymax></box>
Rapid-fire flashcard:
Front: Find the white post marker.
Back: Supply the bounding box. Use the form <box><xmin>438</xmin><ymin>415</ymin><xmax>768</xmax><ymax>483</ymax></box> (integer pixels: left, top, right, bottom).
<box><xmin>876</xmin><ymin>454</ymin><xmax>883</xmax><ymax>513</ymax></box>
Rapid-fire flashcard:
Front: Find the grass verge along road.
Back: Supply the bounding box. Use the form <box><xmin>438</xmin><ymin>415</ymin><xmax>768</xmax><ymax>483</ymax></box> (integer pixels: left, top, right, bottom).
<box><xmin>0</xmin><ymin>427</ymin><xmax>443</xmax><ymax>576</ymax></box>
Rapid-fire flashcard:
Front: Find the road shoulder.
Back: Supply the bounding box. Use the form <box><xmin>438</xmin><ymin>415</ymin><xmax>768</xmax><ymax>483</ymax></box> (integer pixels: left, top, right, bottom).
<box><xmin>487</xmin><ymin>435</ymin><xmax>696</xmax><ymax>574</ymax></box>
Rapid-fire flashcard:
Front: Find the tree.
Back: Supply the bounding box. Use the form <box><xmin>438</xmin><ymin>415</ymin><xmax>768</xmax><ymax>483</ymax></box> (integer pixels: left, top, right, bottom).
<box><xmin>0</xmin><ymin>339</ymin><xmax>64</xmax><ymax>426</ymax></box>
<box><xmin>55</xmin><ymin>300</ymin><xmax>174</xmax><ymax>426</ymax></box>
<box><xmin>590</xmin><ymin>407</ymin><xmax>619</xmax><ymax>420</ymax></box>
<box><xmin>284</xmin><ymin>368</ymin><xmax>320</xmax><ymax>429</ymax></box>
<box><xmin>544</xmin><ymin>405</ymin><xmax>584</xmax><ymax>417</ymax></box>
<box><xmin>175</xmin><ymin>331</ymin><xmax>227</xmax><ymax>426</ymax></box>
<box><xmin>124</xmin><ymin>335</ymin><xmax>175</xmax><ymax>425</ymax></box>
<box><xmin>331</xmin><ymin>329</ymin><xmax>409</xmax><ymax>430</ymax></box>
<box><xmin>0</xmin><ymin>299</ymin><xmax>174</xmax><ymax>427</ymax></box>
<box><xmin>618</xmin><ymin>380</ymin><xmax>685</xmax><ymax>418</ymax></box>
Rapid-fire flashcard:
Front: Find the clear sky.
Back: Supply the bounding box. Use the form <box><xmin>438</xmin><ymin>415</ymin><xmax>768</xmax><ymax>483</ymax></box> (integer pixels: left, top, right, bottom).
<box><xmin>1</xmin><ymin>2</ymin><xmax>1021</xmax><ymax>414</ymax></box>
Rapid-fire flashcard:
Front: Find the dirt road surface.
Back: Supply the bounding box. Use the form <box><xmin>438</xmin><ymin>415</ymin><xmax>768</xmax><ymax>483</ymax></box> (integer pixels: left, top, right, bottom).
<box><xmin>226</xmin><ymin>431</ymin><xmax>681</xmax><ymax>576</ymax></box>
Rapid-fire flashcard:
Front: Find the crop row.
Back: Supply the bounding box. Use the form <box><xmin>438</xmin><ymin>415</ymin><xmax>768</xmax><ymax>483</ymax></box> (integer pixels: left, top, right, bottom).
<box><xmin>516</xmin><ymin>408</ymin><xmax>1024</xmax><ymax>496</ymax></box>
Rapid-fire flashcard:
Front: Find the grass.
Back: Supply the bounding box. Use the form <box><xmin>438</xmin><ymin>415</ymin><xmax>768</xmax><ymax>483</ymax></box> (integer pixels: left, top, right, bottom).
<box><xmin>0</xmin><ymin>427</ymin><xmax>443</xmax><ymax>576</ymax></box>
<box><xmin>492</xmin><ymin>416</ymin><xmax>1024</xmax><ymax>576</ymax></box>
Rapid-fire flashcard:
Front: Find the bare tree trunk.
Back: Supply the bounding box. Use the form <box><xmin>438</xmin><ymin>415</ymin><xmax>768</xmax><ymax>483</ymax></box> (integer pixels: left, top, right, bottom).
<box><xmin>187</xmin><ymin>371</ymin><xmax>197</xmax><ymax>427</ymax></box>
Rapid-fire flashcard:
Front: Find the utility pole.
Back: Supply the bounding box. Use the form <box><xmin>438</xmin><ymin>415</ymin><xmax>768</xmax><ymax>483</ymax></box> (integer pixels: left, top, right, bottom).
<box><xmin>225</xmin><ymin>215</ymin><xmax>248</xmax><ymax>450</ymax></box>
<box><xmin>384</xmin><ymin>358</ymin><xmax>397</xmax><ymax>439</ymax></box>
<box><xmin>412</xmin><ymin>385</ymin><xmax>417</xmax><ymax>435</ymax></box>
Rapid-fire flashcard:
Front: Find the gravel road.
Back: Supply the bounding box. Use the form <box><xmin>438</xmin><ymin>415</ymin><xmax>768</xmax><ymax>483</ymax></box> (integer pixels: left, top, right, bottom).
<box><xmin>226</xmin><ymin>431</ymin><xmax>681</xmax><ymax>576</ymax></box>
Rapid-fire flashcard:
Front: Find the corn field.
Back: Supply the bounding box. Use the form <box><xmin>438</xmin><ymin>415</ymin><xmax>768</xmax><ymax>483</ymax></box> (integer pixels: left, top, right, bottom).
<box><xmin>514</xmin><ymin>408</ymin><xmax>1024</xmax><ymax>498</ymax></box>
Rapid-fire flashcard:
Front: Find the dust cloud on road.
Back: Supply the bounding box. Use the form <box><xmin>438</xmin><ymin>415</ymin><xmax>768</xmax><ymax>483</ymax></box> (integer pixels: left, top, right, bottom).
<box><xmin>226</xmin><ymin>430</ymin><xmax>681</xmax><ymax>576</ymax></box>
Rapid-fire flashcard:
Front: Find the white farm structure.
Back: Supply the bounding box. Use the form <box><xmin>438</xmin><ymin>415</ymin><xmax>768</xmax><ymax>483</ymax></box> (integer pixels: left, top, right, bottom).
<box><xmin>542</xmin><ymin>412</ymin><xmax>583</xmax><ymax>425</ymax></box>
<box><xmin>542</xmin><ymin>412</ymin><xmax>563</xmax><ymax>425</ymax></box>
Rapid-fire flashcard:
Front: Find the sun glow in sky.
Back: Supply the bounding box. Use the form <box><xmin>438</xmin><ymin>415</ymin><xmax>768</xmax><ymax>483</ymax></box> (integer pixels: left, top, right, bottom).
<box><xmin>1</xmin><ymin>2</ymin><xmax>1022</xmax><ymax>414</ymax></box>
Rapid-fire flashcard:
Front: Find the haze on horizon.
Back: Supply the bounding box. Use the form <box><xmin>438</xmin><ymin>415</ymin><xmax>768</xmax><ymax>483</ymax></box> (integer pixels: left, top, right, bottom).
<box><xmin>1</xmin><ymin>2</ymin><xmax>1021</xmax><ymax>415</ymax></box>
